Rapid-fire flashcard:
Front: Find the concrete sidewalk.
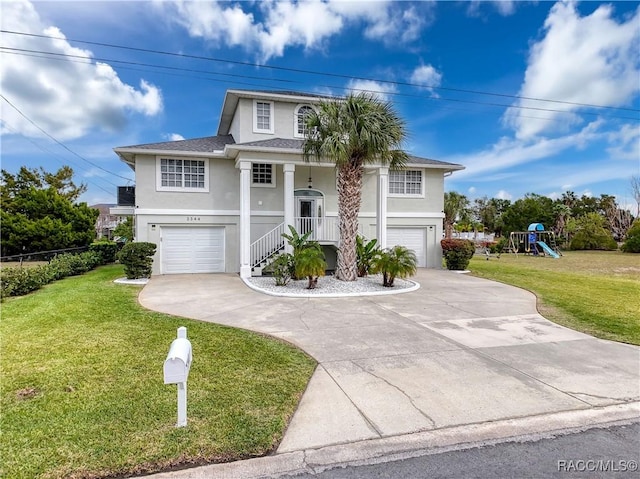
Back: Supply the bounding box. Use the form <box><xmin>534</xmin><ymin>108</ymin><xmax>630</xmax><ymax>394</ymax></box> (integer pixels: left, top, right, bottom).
<box><xmin>138</xmin><ymin>270</ymin><xmax>640</xmax><ymax>476</ymax></box>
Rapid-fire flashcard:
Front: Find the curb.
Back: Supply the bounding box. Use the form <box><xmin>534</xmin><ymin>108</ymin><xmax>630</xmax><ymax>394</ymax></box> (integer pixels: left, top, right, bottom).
<box><xmin>142</xmin><ymin>402</ymin><xmax>639</xmax><ymax>478</ymax></box>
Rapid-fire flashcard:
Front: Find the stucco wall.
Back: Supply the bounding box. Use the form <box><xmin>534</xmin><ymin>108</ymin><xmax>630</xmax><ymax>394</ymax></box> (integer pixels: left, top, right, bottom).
<box><xmin>134</xmin><ymin>155</ymin><xmax>240</xmax><ymax>211</ymax></box>
<box><xmin>135</xmin><ymin>213</ymin><xmax>240</xmax><ymax>275</ymax></box>
<box><xmin>233</xmin><ymin>98</ymin><xmax>313</xmax><ymax>143</ymax></box>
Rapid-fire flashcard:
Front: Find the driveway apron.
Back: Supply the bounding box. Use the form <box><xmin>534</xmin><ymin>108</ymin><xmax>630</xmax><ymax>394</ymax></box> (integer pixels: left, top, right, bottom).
<box><xmin>138</xmin><ymin>270</ymin><xmax>640</xmax><ymax>452</ymax></box>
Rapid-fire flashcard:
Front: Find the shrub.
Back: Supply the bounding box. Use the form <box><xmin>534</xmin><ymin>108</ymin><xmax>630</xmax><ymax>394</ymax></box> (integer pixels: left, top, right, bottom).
<box><xmin>569</xmin><ymin>233</ymin><xmax>617</xmax><ymax>251</ymax></box>
<box><xmin>371</xmin><ymin>245</ymin><xmax>417</xmax><ymax>287</ymax></box>
<box><xmin>1</xmin><ymin>251</ymin><xmax>104</xmax><ymax>300</ymax></box>
<box><xmin>117</xmin><ymin>242</ymin><xmax>156</xmax><ymax>279</ymax></box>
<box><xmin>356</xmin><ymin>236</ymin><xmax>380</xmax><ymax>277</ymax></box>
<box><xmin>49</xmin><ymin>253</ymin><xmax>91</xmax><ymax>277</ymax></box>
<box><xmin>621</xmin><ymin>220</ymin><xmax>640</xmax><ymax>253</ymax></box>
<box><xmin>268</xmin><ymin>253</ymin><xmax>295</xmax><ymax>286</ymax></box>
<box><xmin>295</xmin><ymin>247</ymin><xmax>327</xmax><ymax>289</ymax></box>
<box><xmin>89</xmin><ymin>241</ymin><xmax>119</xmax><ymax>264</ymax></box>
<box><xmin>441</xmin><ymin>238</ymin><xmax>475</xmax><ymax>270</ymax></box>
<box><xmin>567</xmin><ymin>213</ymin><xmax>618</xmax><ymax>251</ymax></box>
<box><xmin>1</xmin><ymin>265</ymin><xmax>48</xmax><ymax>299</ymax></box>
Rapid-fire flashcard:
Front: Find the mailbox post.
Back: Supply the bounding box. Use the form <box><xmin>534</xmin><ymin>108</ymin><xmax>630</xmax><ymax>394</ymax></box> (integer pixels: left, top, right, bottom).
<box><xmin>163</xmin><ymin>327</ymin><xmax>192</xmax><ymax>427</ymax></box>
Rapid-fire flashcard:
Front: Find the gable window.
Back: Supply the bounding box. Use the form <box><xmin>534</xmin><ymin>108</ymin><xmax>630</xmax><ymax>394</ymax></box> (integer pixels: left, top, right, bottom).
<box><xmin>252</xmin><ymin>163</ymin><xmax>275</xmax><ymax>187</ymax></box>
<box><xmin>295</xmin><ymin>105</ymin><xmax>314</xmax><ymax>137</ymax></box>
<box><xmin>389</xmin><ymin>170</ymin><xmax>423</xmax><ymax>196</ymax></box>
<box><xmin>253</xmin><ymin>100</ymin><xmax>274</xmax><ymax>133</ymax></box>
<box><xmin>157</xmin><ymin>158</ymin><xmax>209</xmax><ymax>192</ymax></box>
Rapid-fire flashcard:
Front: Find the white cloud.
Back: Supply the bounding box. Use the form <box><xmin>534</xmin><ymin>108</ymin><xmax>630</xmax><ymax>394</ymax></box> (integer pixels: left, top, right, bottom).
<box><xmin>607</xmin><ymin>124</ymin><xmax>640</xmax><ymax>161</ymax></box>
<box><xmin>0</xmin><ymin>0</ymin><xmax>162</xmax><ymax>141</ymax></box>
<box><xmin>496</xmin><ymin>190</ymin><xmax>513</xmax><ymax>200</ymax></box>
<box><xmin>166</xmin><ymin>133</ymin><xmax>186</xmax><ymax>142</ymax></box>
<box><xmin>468</xmin><ymin>186</ymin><xmax>477</xmax><ymax>194</ymax></box>
<box><xmin>410</xmin><ymin>64</ymin><xmax>442</xmax><ymax>96</ymax></box>
<box><xmin>156</xmin><ymin>0</ymin><xmax>434</xmax><ymax>62</ymax></box>
<box><xmin>446</xmin><ymin>119</ymin><xmax>604</xmax><ymax>180</ymax></box>
<box><xmin>345</xmin><ymin>79</ymin><xmax>396</xmax><ymax>102</ymax></box>
<box><xmin>504</xmin><ymin>1</ymin><xmax>640</xmax><ymax>140</ymax></box>
<box><xmin>467</xmin><ymin>1</ymin><xmax>517</xmax><ymax>17</ymax></box>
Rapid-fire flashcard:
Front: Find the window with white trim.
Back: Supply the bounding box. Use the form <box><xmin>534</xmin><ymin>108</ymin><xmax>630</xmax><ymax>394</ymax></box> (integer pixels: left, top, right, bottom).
<box><xmin>295</xmin><ymin>105</ymin><xmax>314</xmax><ymax>137</ymax></box>
<box><xmin>157</xmin><ymin>158</ymin><xmax>208</xmax><ymax>191</ymax></box>
<box><xmin>252</xmin><ymin>163</ymin><xmax>274</xmax><ymax>186</ymax></box>
<box><xmin>253</xmin><ymin>100</ymin><xmax>274</xmax><ymax>133</ymax></box>
<box><xmin>389</xmin><ymin>170</ymin><xmax>423</xmax><ymax>196</ymax></box>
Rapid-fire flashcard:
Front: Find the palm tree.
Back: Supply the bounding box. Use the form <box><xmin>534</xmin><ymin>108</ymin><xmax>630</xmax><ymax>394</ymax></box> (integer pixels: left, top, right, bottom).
<box><xmin>295</xmin><ymin>247</ymin><xmax>327</xmax><ymax>289</ymax></box>
<box><xmin>444</xmin><ymin>191</ymin><xmax>469</xmax><ymax>239</ymax></box>
<box><xmin>303</xmin><ymin>92</ymin><xmax>408</xmax><ymax>281</ymax></box>
<box><xmin>371</xmin><ymin>245</ymin><xmax>417</xmax><ymax>287</ymax></box>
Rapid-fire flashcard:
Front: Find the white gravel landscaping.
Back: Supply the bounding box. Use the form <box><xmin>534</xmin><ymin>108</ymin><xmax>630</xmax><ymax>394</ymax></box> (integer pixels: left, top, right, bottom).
<box><xmin>244</xmin><ymin>274</ymin><xmax>419</xmax><ymax>297</ymax></box>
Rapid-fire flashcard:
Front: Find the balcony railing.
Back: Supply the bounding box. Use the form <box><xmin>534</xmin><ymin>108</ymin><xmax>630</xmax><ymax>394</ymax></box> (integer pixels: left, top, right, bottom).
<box><xmin>295</xmin><ymin>216</ymin><xmax>339</xmax><ymax>242</ymax></box>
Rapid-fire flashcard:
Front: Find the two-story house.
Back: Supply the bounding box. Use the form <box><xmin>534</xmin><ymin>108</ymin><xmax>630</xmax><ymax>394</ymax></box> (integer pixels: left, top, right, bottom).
<box><xmin>112</xmin><ymin>89</ymin><xmax>464</xmax><ymax>277</ymax></box>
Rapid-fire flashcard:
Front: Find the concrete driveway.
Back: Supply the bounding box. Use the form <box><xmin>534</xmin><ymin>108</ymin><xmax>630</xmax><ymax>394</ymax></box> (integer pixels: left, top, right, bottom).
<box><xmin>139</xmin><ymin>269</ymin><xmax>639</xmax><ymax>453</ymax></box>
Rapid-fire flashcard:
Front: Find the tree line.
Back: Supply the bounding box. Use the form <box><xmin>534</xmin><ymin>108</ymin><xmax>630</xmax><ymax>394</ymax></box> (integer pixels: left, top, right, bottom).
<box><xmin>1</xmin><ymin>166</ymin><xmax>98</xmax><ymax>258</ymax></box>
<box><xmin>444</xmin><ymin>184</ymin><xmax>639</xmax><ymax>251</ymax></box>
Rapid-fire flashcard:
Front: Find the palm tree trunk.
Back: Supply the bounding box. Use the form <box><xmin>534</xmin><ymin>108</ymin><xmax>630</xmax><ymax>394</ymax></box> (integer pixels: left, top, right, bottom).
<box><xmin>336</xmin><ymin>161</ymin><xmax>362</xmax><ymax>281</ymax></box>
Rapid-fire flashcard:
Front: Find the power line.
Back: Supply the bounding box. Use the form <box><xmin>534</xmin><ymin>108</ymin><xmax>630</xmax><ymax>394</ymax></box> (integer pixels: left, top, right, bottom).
<box><xmin>2</xmin><ymin>46</ymin><xmax>639</xmax><ymax>123</ymax></box>
<box><xmin>3</xmin><ymin>29</ymin><xmax>639</xmax><ymax>114</ymax></box>
<box><xmin>1</xmin><ymin>94</ymin><xmax>133</xmax><ymax>182</ymax></box>
<box><xmin>1</xmin><ymin>122</ymin><xmax>118</xmax><ymax>196</ymax></box>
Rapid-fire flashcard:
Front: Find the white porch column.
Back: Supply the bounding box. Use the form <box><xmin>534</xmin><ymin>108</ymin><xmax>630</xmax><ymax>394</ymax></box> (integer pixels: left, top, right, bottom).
<box><xmin>283</xmin><ymin>163</ymin><xmax>295</xmax><ymax>254</ymax></box>
<box><xmin>376</xmin><ymin>167</ymin><xmax>388</xmax><ymax>249</ymax></box>
<box><xmin>239</xmin><ymin>161</ymin><xmax>252</xmax><ymax>278</ymax></box>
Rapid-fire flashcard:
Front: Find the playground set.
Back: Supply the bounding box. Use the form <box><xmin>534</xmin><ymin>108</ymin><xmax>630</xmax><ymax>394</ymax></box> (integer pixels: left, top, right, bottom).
<box><xmin>507</xmin><ymin>223</ymin><xmax>561</xmax><ymax>258</ymax></box>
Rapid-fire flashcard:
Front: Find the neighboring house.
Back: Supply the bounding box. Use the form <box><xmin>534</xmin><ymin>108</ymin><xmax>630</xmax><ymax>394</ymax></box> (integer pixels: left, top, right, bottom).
<box><xmin>112</xmin><ymin>89</ymin><xmax>464</xmax><ymax>277</ymax></box>
<box><xmin>91</xmin><ymin>203</ymin><xmax>124</xmax><ymax>240</ymax></box>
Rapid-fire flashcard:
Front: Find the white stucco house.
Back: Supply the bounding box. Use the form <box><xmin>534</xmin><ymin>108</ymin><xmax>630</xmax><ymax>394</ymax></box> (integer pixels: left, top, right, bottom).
<box><xmin>111</xmin><ymin>89</ymin><xmax>464</xmax><ymax>278</ymax></box>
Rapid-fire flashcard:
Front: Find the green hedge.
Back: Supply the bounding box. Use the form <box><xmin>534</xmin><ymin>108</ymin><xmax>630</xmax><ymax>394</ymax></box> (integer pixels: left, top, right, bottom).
<box><xmin>1</xmin><ymin>246</ymin><xmax>116</xmax><ymax>300</ymax></box>
<box><xmin>441</xmin><ymin>238</ymin><xmax>475</xmax><ymax>270</ymax></box>
<box><xmin>117</xmin><ymin>242</ymin><xmax>156</xmax><ymax>279</ymax></box>
<box><xmin>621</xmin><ymin>221</ymin><xmax>640</xmax><ymax>253</ymax></box>
<box><xmin>89</xmin><ymin>241</ymin><xmax>120</xmax><ymax>264</ymax></box>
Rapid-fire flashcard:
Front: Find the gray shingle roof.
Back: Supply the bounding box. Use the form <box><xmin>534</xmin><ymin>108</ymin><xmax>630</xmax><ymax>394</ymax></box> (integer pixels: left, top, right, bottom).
<box><xmin>231</xmin><ymin>89</ymin><xmax>336</xmax><ymax>100</ymax></box>
<box><xmin>235</xmin><ymin>138</ymin><xmax>305</xmax><ymax>149</ymax></box>
<box><xmin>407</xmin><ymin>155</ymin><xmax>462</xmax><ymax>167</ymax></box>
<box><xmin>117</xmin><ymin>135</ymin><xmax>235</xmax><ymax>152</ymax></box>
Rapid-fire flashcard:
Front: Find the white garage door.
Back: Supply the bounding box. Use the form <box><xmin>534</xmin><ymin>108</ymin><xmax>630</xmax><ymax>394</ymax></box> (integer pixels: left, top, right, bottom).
<box><xmin>162</xmin><ymin>227</ymin><xmax>225</xmax><ymax>274</ymax></box>
<box><xmin>387</xmin><ymin>228</ymin><xmax>426</xmax><ymax>267</ymax></box>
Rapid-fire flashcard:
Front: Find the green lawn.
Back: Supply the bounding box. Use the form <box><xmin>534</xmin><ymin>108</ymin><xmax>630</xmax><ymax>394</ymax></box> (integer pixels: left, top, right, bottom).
<box><xmin>469</xmin><ymin>250</ymin><xmax>640</xmax><ymax>345</ymax></box>
<box><xmin>0</xmin><ymin>265</ymin><xmax>316</xmax><ymax>479</ymax></box>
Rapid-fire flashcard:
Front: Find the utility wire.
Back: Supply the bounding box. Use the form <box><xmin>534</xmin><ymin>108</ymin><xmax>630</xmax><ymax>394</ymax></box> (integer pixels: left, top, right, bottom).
<box><xmin>1</xmin><ymin>94</ymin><xmax>133</xmax><ymax>182</ymax></box>
<box><xmin>2</xmin><ymin>46</ymin><xmax>639</xmax><ymax>123</ymax></box>
<box><xmin>1</xmin><ymin>122</ymin><xmax>118</xmax><ymax>196</ymax></box>
<box><xmin>2</xmin><ymin>48</ymin><xmax>581</xmax><ymax>126</ymax></box>
<box><xmin>3</xmin><ymin>29</ymin><xmax>639</xmax><ymax>114</ymax></box>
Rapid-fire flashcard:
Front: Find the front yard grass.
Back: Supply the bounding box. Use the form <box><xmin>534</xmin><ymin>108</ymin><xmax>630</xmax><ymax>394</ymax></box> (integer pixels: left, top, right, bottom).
<box><xmin>0</xmin><ymin>265</ymin><xmax>316</xmax><ymax>479</ymax></box>
<box><xmin>469</xmin><ymin>250</ymin><xmax>640</xmax><ymax>345</ymax></box>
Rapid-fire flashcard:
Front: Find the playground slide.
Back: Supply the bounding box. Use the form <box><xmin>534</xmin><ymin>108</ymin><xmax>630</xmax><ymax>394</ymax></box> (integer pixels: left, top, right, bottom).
<box><xmin>537</xmin><ymin>241</ymin><xmax>560</xmax><ymax>258</ymax></box>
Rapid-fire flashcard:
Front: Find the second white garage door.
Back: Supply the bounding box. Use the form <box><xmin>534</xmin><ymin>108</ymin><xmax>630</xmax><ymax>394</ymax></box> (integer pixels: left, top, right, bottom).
<box><xmin>387</xmin><ymin>228</ymin><xmax>426</xmax><ymax>267</ymax></box>
<box><xmin>161</xmin><ymin>227</ymin><xmax>225</xmax><ymax>274</ymax></box>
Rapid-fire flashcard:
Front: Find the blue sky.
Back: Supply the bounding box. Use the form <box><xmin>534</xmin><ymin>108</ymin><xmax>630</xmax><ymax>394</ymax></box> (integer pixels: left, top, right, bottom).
<box><xmin>1</xmin><ymin>0</ymin><xmax>639</xmax><ymax>209</ymax></box>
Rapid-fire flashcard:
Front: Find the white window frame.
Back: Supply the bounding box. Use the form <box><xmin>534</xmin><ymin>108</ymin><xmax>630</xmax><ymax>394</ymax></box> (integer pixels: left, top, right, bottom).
<box><xmin>253</xmin><ymin>100</ymin><xmax>274</xmax><ymax>134</ymax></box>
<box><xmin>294</xmin><ymin>104</ymin><xmax>315</xmax><ymax>138</ymax></box>
<box><xmin>156</xmin><ymin>157</ymin><xmax>209</xmax><ymax>192</ymax></box>
<box><xmin>251</xmin><ymin>163</ymin><xmax>276</xmax><ymax>188</ymax></box>
<box><xmin>388</xmin><ymin>170</ymin><xmax>424</xmax><ymax>198</ymax></box>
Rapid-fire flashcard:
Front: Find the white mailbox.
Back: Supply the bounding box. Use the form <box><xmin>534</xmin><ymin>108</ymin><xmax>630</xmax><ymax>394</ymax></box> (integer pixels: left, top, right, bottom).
<box><xmin>163</xmin><ymin>337</ymin><xmax>192</xmax><ymax>384</ymax></box>
<box><xmin>163</xmin><ymin>326</ymin><xmax>192</xmax><ymax>427</ymax></box>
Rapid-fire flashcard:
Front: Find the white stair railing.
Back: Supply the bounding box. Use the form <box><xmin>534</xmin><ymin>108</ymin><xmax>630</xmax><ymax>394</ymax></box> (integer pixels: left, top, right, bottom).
<box><xmin>295</xmin><ymin>216</ymin><xmax>340</xmax><ymax>242</ymax></box>
<box><xmin>251</xmin><ymin>222</ymin><xmax>286</xmax><ymax>268</ymax></box>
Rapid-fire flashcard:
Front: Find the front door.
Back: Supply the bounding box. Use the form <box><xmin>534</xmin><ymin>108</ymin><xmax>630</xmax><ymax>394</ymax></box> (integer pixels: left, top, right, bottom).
<box><xmin>297</xmin><ymin>198</ymin><xmax>316</xmax><ymax>237</ymax></box>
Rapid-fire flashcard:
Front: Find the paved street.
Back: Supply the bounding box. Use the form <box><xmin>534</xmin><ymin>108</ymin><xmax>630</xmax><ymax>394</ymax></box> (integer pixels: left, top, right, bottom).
<box><xmin>290</xmin><ymin>422</ymin><xmax>640</xmax><ymax>479</ymax></box>
<box><xmin>138</xmin><ymin>269</ymin><xmax>640</xmax><ymax>479</ymax></box>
